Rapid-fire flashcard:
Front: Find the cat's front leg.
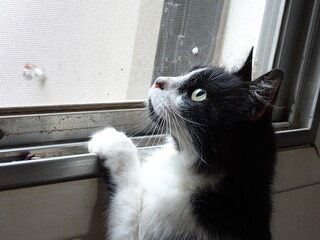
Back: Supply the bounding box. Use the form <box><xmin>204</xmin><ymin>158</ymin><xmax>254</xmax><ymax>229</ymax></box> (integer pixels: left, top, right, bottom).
<box><xmin>88</xmin><ymin>127</ymin><xmax>140</xmax><ymax>187</ymax></box>
<box><xmin>89</xmin><ymin>128</ymin><xmax>142</xmax><ymax>240</ymax></box>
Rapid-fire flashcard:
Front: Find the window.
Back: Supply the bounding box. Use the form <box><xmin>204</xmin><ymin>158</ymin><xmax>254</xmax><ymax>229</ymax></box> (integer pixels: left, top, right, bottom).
<box><xmin>0</xmin><ymin>1</ymin><xmax>163</xmax><ymax>106</ymax></box>
<box><xmin>1</xmin><ymin>0</ymin><xmax>320</xmax><ymax>189</ymax></box>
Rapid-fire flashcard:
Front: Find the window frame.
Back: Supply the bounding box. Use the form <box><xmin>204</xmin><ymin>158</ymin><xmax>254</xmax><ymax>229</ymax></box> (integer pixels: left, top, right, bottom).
<box><xmin>272</xmin><ymin>0</ymin><xmax>320</xmax><ymax>148</ymax></box>
<box><xmin>152</xmin><ymin>0</ymin><xmax>224</xmax><ymax>79</ymax></box>
<box><xmin>1</xmin><ymin>0</ymin><xmax>320</xmax><ymax>190</ymax></box>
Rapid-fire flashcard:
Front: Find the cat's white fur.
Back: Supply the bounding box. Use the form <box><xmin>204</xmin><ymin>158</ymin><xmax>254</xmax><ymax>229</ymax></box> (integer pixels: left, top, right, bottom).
<box><xmin>88</xmin><ymin>68</ymin><xmax>220</xmax><ymax>240</ymax></box>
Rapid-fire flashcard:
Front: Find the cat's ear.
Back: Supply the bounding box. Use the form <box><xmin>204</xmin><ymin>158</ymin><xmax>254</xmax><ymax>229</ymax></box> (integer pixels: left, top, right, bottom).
<box><xmin>235</xmin><ymin>47</ymin><xmax>253</xmax><ymax>82</ymax></box>
<box><xmin>250</xmin><ymin>69</ymin><xmax>283</xmax><ymax>121</ymax></box>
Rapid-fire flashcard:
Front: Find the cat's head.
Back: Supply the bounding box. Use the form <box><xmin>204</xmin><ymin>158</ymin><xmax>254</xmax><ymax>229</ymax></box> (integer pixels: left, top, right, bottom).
<box><xmin>147</xmin><ymin>50</ymin><xmax>283</xmax><ymax>172</ymax></box>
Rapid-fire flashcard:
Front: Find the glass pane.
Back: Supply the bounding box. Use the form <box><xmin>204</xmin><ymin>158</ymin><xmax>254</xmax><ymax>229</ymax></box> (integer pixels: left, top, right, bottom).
<box><xmin>0</xmin><ymin>0</ymin><xmax>266</xmax><ymax>108</ymax></box>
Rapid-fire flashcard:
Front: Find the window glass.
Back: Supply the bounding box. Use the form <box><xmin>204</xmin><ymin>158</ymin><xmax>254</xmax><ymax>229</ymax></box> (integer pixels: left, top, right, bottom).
<box><xmin>0</xmin><ymin>0</ymin><xmax>266</xmax><ymax>108</ymax></box>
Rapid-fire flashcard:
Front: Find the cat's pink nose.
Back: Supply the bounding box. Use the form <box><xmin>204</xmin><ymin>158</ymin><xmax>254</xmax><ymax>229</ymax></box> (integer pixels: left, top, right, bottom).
<box><xmin>154</xmin><ymin>78</ymin><xmax>165</xmax><ymax>89</ymax></box>
<box><xmin>154</xmin><ymin>77</ymin><xmax>171</xmax><ymax>90</ymax></box>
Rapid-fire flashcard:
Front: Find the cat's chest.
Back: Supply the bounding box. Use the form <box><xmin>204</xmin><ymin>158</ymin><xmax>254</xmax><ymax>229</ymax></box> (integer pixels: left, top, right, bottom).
<box><xmin>139</xmin><ymin>191</ymin><xmax>199</xmax><ymax>239</ymax></box>
<box><xmin>138</xmin><ymin>153</ymin><xmax>204</xmax><ymax>239</ymax></box>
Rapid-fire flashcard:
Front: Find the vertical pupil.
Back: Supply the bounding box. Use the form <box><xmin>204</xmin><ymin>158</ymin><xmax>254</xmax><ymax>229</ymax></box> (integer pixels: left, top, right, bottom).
<box><xmin>196</xmin><ymin>91</ymin><xmax>204</xmax><ymax>97</ymax></box>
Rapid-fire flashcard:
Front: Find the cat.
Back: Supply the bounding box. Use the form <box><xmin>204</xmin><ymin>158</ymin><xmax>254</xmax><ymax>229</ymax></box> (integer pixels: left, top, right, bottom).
<box><xmin>88</xmin><ymin>50</ymin><xmax>283</xmax><ymax>240</ymax></box>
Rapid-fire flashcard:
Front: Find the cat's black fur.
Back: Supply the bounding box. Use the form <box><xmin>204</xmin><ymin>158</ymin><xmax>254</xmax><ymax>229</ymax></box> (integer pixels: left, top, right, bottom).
<box><xmin>149</xmin><ymin>50</ymin><xmax>283</xmax><ymax>240</ymax></box>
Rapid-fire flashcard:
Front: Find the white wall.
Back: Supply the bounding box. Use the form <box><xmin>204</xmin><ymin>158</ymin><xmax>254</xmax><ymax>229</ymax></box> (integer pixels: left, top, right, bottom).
<box><xmin>213</xmin><ymin>0</ymin><xmax>266</xmax><ymax>71</ymax></box>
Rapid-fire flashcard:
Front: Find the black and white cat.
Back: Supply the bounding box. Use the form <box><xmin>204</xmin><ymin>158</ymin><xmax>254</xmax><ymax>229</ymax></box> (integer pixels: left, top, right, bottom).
<box><xmin>88</xmin><ymin>50</ymin><xmax>283</xmax><ymax>240</ymax></box>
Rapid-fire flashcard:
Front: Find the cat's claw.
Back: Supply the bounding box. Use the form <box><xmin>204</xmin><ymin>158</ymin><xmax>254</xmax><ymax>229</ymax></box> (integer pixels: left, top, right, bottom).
<box><xmin>88</xmin><ymin>127</ymin><xmax>138</xmax><ymax>174</ymax></box>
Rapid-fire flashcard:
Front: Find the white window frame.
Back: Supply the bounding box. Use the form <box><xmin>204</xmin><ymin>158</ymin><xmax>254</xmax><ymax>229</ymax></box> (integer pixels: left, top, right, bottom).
<box><xmin>1</xmin><ymin>0</ymin><xmax>320</xmax><ymax>190</ymax></box>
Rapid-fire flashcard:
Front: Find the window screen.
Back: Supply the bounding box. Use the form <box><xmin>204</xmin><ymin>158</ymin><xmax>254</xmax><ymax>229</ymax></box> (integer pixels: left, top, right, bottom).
<box><xmin>0</xmin><ymin>0</ymin><xmax>266</xmax><ymax>108</ymax></box>
<box><xmin>0</xmin><ymin>0</ymin><xmax>163</xmax><ymax>107</ymax></box>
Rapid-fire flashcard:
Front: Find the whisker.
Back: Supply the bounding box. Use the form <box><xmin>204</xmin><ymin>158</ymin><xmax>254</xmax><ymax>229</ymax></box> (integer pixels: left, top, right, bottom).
<box><xmin>153</xmin><ymin>112</ymin><xmax>166</xmax><ymax>147</ymax></box>
<box><xmin>169</xmin><ymin>106</ymin><xmax>204</xmax><ymax>126</ymax></box>
<box><xmin>144</xmin><ymin>114</ymin><xmax>165</xmax><ymax>147</ymax></box>
<box><xmin>171</xmin><ymin>113</ymin><xmax>193</xmax><ymax>181</ymax></box>
<box><xmin>135</xmin><ymin>112</ymin><xmax>162</xmax><ymax>147</ymax></box>
<box><xmin>171</xmin><ymin>112</ymin><xmax>208</xmax><ymax>166</ymax></box>
<box><xmin>130</xmin><ymin>117</ymin><xmax>154</xmax><ymax>137</ymax></box>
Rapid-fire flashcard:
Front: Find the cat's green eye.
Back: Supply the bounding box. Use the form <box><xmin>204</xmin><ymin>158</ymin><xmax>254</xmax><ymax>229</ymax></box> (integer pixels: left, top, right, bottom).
<box><xmin>191</xmin><ymin>88</ymin><xmax>207</xmax><ymax>101</ymax></box>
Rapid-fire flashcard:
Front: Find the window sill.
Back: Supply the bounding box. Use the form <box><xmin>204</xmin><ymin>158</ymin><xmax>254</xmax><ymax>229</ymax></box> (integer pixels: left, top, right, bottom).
<box><xmin>0</xmin><ymin>127</ymin><xmax>317</xmax><ymax>191</ymax></box>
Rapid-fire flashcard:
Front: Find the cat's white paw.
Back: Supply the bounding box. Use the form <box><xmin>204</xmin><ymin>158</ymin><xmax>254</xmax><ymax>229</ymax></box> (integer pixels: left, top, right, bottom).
<box><xmin>88</xmin><ymin>128</ymin><xmax>138</xmax><ymax>173</ymax></box>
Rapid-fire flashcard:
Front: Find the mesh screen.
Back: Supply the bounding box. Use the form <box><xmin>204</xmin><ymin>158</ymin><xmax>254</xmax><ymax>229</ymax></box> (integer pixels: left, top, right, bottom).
<box><xmin>0</xmin><ymin>0</ymin><xmax>265</xmax><ymax>108</ymax></box>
